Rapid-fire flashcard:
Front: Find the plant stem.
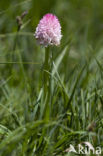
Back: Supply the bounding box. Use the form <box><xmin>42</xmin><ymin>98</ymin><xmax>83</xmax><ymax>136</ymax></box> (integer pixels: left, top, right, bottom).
<box><xmin>44</xmin><ymin>47</ymin><xmax>50</xmax><ymax>91</ymax></box>
<box><xmin>43</xmin><ymin>47</ymin><xmax>50</xmax><ymax>119</ymax></box>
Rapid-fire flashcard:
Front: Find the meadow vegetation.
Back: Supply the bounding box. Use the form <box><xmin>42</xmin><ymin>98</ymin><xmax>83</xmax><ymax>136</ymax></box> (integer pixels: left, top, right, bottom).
<box><xmin>0</xmin><ymin>0</ymin><xmax>103</xmax><ymax>155</ymax></box>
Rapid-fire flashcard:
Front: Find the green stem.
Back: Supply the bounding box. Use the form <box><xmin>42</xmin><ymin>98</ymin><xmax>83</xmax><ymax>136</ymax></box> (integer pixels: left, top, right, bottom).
<box><xmin>43</xmin><ymin>47</ymin><xmax>50</xmax><ymax>119</ymax></box>
<box><xmin>44</xmin><ymin>47</ymin><xmax>50</xmax><ymax>92</ymax></box>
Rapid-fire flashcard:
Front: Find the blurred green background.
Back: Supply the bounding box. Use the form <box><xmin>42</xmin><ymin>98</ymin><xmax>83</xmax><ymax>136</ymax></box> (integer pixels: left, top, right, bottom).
<box><xmin>0</xmin><ymin>0</ymin><xmax>103</xmax><ymax>155</ymax></box>
<box><xmin>0</xmin><ymin>1</ymin><xmax>103</xmax><ymax>62</ymax></box>
<box><xmin>0</xmin><ymin>0</ymin><xmax>103</xmax><ymax>82</ymax></box>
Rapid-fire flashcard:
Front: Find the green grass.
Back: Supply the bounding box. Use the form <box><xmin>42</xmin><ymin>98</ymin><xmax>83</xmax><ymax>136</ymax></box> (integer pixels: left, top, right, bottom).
<box><xmin>0</xmin><ymin>0</ymin><xmax>103</xmax><ymax>155</ymax></box>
